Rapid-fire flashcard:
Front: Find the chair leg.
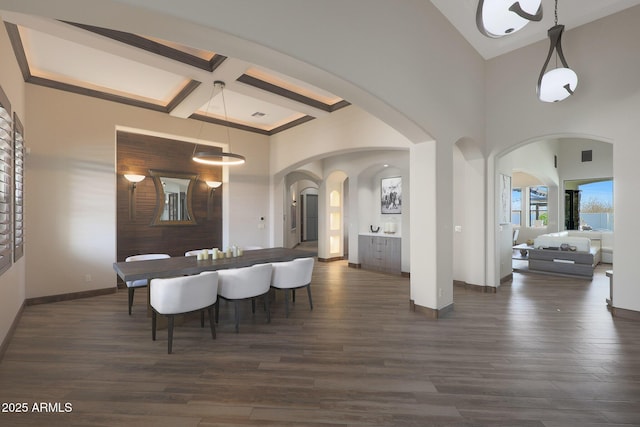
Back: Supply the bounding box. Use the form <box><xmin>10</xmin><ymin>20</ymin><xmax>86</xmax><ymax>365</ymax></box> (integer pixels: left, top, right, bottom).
<box><xmin>208</xmin><ymin>306</ymin><xmax>216</xmax><ymax>339</ymax></box>
<box><xmin>234</xmin><ymin>301</ymin><xmax>240</xmax><ymax>333</ymax></box>
<box><xmin>307</xmin><ymin>285</ymin><xmax>313</xmax><ymax>310</ymax></box>
<box><xmin>265</xmin><ymin>292</ymin><xmax>271</xmax><ymax>323</ymax></box>
<box><xmin>284</xmin><ymin>289</ymin><xmax>290</xmax><ymax>318</ymax></box>
<box><xmin>167</xmin><ymin>315</ymin><xmax>174</xmax><ymax>354</ymax></box>
<box><xmin>152</xmin><ymin>310</ymin><xmax>157</xmax><ymax>341</ymax></box>
<box><xmin>251</xmin><ymin>298</ymin><xmax>256</xmax><ymax>314</ymax></box>
<box><xmin>214</xmin><ymin>300</ymin><xmax>219</xmax><ymax>324</ymax></box>
<box><xmin>128</xmin><ymin>288</ymin><xmax>135</xmax><ymax>315</ymax></box>
<box><xmin>200</xmin><ymin>310</ymin><xmax>205</xmax><ymax>327</ymax></box>
<box><xmin>292</xmin><ymin>289</ymin><xmax>296</xmax><ymax>302</ymax></box>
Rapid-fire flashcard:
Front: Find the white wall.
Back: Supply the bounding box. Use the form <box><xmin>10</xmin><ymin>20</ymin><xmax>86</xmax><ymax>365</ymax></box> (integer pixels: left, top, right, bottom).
<box><xmin>0</xmin><ymin>14</ymin><xmax>26</xmax><ymax>346</ymax></box>
<box><xmin>558</xmin><ymin>139</ymin><xmax>613</xmax><ymax>183</ymax></box>
<box><xmin>453</xmin><ymin>145</ymin><xmax>485</xmax><ymax>286</ymax></box>
<box><xmin>486</xmin><ymin>6</ymin><xmax>640</xmax><ymax>311</ymax></box>
<box><xmin>557</xmin><ymin>139</ymin><xmax>613</xmax><ymax>232</ymax></box>
<box><xmin>224</xmin><ymin>134</ymin><xmax>270</xmax><ymax>250</ymax></box>
<box><xmin>24</xmin><ymin>84</ymin><xmax>270</xmax><ymax>299</ymax></box>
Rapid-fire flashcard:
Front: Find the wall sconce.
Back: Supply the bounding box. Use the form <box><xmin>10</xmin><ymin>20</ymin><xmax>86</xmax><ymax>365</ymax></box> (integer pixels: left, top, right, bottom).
<box><xmin>124</xmin><ymin>174</ymin><xmax>145</xmax><ymax>220</ymax></box>
<box><xmin>206</xmin><ymin>180</ymin><xmax>222</xmax><ymax>220</ymax></box>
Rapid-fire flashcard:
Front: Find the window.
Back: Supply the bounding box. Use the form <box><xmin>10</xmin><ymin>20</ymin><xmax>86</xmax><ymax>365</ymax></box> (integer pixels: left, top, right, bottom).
<box><xmin>0</xmin><ymin>86</ymin><xmax>12</xmax><ymax>275</ymax></box>
<box><xmin>529</xmin><ymin>186</ymin><xmax>548</xmax><ymax>226</ymax></box>
<box><xmin>511</xmin><ymin>187</ymin><xmax>522</xmax><ymax>226</ymax></box>
<box><xmin>13</xmin><ymin>114</ymin><xmax>24</xmax><ymax>261</ymax></box>
<box><xmin>579</xmin><ymin>179</ymin><xmax>613</xmax><ymax>231</ymax></box>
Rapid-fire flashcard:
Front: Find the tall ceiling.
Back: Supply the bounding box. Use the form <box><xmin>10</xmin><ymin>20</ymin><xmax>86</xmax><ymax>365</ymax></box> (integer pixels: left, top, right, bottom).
<box><xmin>432</xmin><ymin>0</ymin><xmax>640</xmax><ymax>59</ymax></box>
<box><xmin>2</xmin><ymin>1</ymin><xmax>639</xmax><ymax>134</ymax></box>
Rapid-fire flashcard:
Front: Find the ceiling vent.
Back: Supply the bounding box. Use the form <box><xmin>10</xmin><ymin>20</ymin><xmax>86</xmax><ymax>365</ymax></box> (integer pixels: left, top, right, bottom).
<box><xmin>251</xmin><ymin>111</ymin><xmax>266</xmax><ymax>118</ymax></box>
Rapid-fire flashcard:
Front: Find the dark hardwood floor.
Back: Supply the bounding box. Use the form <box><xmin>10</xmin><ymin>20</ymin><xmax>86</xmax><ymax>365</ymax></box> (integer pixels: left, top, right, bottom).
<box><xmin>1</xmin><ymin>261</ymin><xmax>638</xmax><ymax>426</ymax></box>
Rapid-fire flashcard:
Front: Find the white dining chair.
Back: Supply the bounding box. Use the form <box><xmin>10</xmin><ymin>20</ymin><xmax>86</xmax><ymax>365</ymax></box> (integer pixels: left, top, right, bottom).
<box><xmin>124</xmin><ymin>253</ymin><xmax>170</xmax><ymax>315</ymax></box>
<box><xmin>150</xmin><ymin>271</ymin><xmax>219</xmax><ymax>354</ymax></box>
<box><xmin>270</xmin><ymin>257</ymin><xmax>314</xmax><ymax>317</ymax></box>
<box><xmin>216</xmin><ymin>263</ymin><xmax>273</xmax><ymax>333</ymax></box>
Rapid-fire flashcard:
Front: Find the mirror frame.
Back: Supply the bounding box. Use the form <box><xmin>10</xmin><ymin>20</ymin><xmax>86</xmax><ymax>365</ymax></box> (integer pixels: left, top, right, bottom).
<box><xmin>149</xmin><ymin>170</ymin><xmax>198</xmax><ymax>226</ymax></box>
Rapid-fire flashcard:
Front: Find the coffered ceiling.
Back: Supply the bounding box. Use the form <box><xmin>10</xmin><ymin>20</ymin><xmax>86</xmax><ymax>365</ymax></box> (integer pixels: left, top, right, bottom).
<box><xmin>2</xmin><ymin>12</ymin><xmax>349</xmax><ymax>135</ymax></box>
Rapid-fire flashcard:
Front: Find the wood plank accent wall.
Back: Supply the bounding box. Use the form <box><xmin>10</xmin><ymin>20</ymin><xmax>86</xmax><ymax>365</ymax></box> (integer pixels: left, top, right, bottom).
<box><xmin>116</xmin><ymin>131</ymin><xmax>222</xmax><ymax>265</ymax></box>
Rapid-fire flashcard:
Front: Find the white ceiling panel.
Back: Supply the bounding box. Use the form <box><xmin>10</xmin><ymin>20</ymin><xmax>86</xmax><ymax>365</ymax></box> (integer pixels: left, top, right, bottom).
<box><xmin>20</xmin><ymin>26</ymin><xmax>188</xmax><ymax>103</ymax></box>
<box><xmin>198</xmin><ymin>89</ymin><xmax>305</xmax><ymax>131</ymax></box>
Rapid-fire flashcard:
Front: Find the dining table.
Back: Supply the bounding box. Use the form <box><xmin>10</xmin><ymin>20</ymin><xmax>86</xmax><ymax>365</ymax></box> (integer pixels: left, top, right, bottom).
<box><xmin>113</xmin><ymin>247</ymin><xmax>314</xmax><ymax>325</ymax></box>
<box><xmin>113</xmin><ymin>247</ymin><xmax>312</xmax><ymax>283</ymax></box>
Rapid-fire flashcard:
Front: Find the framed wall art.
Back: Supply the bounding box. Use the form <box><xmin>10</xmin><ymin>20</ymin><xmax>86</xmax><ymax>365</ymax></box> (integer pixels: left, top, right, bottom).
<box><xmin>381</xmin><ymin>177</ymin><xmax>402</xmax><ymax>214</ymax></box>
<box><xmin>499</xmin><ymin>173</ymin><xmax>511</xmax><ymax>224</ymax></box>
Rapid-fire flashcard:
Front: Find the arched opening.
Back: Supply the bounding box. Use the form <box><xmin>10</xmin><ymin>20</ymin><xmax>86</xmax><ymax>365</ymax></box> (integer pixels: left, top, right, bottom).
<box><xmin>493</xmin><ymin>136</ymin><xmax>613</xmax><ymax>284</ymax></box>
<box><xmin>283</xmin><ymin>170</ymin><xmax>321</xmax><ymax>250</ymax></box>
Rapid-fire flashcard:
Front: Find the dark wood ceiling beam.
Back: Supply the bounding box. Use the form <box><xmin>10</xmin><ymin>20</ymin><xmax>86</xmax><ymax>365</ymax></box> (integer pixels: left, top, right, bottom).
<box><xmin>4</xmin><ymin>23</ymin><xmax>31</xmax><ymax>81</ymax></box>
<box><xmin>189</xmin><ymin>113</ymin><xmax>271</xmax><ymax>136</ymax></box>
<box><xmin>28</xmin><ymin>76</ymin><xmax>168</xmax><ymax>112</ymax></box>
<box><xmin>236</xmin><ymin>74</ymin><xmax>350</xmax><ymax>113</ymax></box>
<box><xmin>166</xmin><ymin>80</ymin><xmax>201</xmax><ymax>113</ymax></box>
<box><xmin>63</xmin><ymin>21</ymin><xmax>227</xmax><ymax>72</ymax></box>
<box><xmin>268</xmin><ymin>116</ymin><xmax>316</xmax><ymax>135</ymax></box>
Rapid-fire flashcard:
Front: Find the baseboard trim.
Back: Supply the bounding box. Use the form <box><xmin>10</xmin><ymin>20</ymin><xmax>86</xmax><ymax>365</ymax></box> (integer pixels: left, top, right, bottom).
<box><xmin>401</xmin><ymin>271</ymin><xmax>411</xmax><ymax>278</ymax></box>
<box><xmin>348</xmin><ymin>262</ymin><xmax>361</xmax><ymax>269</ymax></box>
<box><xmin>409</xmin><ymin>300</ymin><xmax>454</xmax><ymax>319</ymax></box>
<box><xmin>500</xmin><ymin>273</ymin><xmax>513</xmax><ymax>284</ymax></box>
<box><xmin>611</xmin><ymin>306</ymin><xmax>640</xmax><ymax>321</ymax></box>
<box><xmin>26</xmin><ymin>287</ymin><xmax>117</xmax><ymax>306</ymax></box>
<box><xmin>453</xmin><ymin>280</ymin><xmax>497</xmax><ymax>293</ymax></box>
<box><xmin>0</xmin><ymin>301</ymin><xmax>25</xmax><ymax>362</ymax></box>
<box><xmin>318</xmin><ymin>256</ymin><xmax>345</xmax><ymax>263</ymax></box>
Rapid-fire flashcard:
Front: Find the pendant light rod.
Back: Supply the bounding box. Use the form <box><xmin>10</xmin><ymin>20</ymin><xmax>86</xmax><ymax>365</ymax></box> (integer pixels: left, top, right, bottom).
<box><xmin>192</xmin><ymin>80</ymin><xmax>246</xmax><ymax>166</ymax></box>
<box><xmin>508</xmin><ymin>2</ymin><xmax>543</xmax><ymax>22</ymax></box>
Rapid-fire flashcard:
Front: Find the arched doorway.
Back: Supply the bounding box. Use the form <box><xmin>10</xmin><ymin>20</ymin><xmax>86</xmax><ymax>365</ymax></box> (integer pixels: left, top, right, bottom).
<box><xmin>493</xmin><ymin>136</ymin><xmax>613</xmax><ymax>284</ymax></box>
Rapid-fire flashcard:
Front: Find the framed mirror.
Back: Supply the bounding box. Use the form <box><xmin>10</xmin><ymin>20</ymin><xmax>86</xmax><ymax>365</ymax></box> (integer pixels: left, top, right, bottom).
<box><xmin>150</xmin><ymin>170</ymin><xmax>197</xmax><ymax>226</ymax></box>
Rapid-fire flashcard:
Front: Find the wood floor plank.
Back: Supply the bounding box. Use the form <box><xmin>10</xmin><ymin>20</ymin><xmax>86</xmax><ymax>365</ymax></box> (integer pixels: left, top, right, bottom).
<box><xmin>0</xmin><ymin>260</ymin><xmax>639</xmax><ymax>426</ymax></box>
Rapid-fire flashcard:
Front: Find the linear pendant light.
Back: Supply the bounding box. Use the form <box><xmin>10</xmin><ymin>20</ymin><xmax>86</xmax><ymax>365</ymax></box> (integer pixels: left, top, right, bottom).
<box><xmin>192</xmin><ymin>81</ymin><xmax>246</xmax><ymax>166</ymax></box>
<box><xmin>537</xmin><ymin>0</ymin><xmax>577</xmax><ymax>102</ymax></box>
<box><xmin>477</xmin><ymin>0</ymin><xmax>543</xmax><ymax>38</ymax></box>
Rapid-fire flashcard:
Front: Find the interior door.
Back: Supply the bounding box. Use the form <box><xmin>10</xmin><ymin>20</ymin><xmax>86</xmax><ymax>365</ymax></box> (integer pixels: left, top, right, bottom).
<box><xmin>304</xmin><ymin>194</ymin><xmax>318</xmax><ymax>241</ymax></box>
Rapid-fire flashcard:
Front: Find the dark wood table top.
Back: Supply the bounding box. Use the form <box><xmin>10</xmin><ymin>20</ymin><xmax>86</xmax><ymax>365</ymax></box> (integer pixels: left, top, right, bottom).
<box><xmin>113</xmin><ymin>247</ymin><xmax>313</xmax><ymax>282</ymax></box>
